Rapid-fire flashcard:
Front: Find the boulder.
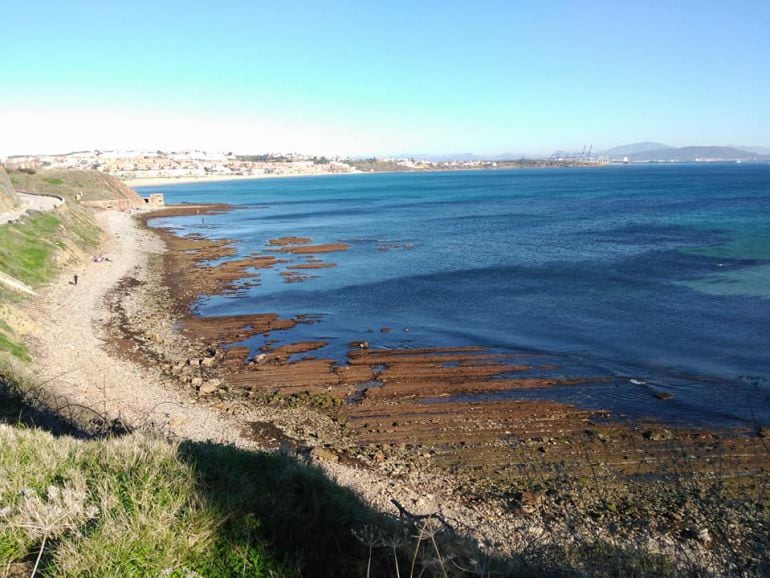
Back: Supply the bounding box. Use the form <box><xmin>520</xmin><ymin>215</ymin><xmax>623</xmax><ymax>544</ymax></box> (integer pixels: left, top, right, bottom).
<box><xmin>643</xmin><ymin>429</ymin><xmax>673</xmax><ymax>441</ymax></box>
<box><xmin>310</xmin><ymin>446</ymin><xmax>339</xmax><ymax>463</ymax></box>
<box><xmin>198</xmin><ymin>379</ymin><xmax>220</xmax><ymax>396</ymax></box>
<box><xmin>513</xmin><ymin>490</ymin><xmax>543</xmax><ymax>515</ymax></box>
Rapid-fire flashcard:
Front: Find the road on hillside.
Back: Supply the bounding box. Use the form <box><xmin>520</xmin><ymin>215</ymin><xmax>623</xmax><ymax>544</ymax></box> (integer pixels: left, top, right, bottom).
<box><xmin>0</xmin><ymin>191</ymin><xmax>64</xmax><ymax>225</ymax></box>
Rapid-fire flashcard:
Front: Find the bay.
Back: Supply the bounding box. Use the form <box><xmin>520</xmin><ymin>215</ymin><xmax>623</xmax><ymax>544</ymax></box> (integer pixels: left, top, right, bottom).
<box><xmin>140</xmin><ymin>163</ymin><xmax>770</xmax><ymax>427</ymax></box>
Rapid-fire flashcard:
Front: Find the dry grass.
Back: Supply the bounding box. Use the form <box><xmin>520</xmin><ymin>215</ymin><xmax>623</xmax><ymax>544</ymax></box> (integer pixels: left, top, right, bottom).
<box><xmin>8</xmin><ymin>169</ymin><xmax>138</xmax><ymax>204</ymax></box>
<box><xmin>0</xmin><ymin>426</ymin><xmax>285</xmax><ymax>577</ymax></box>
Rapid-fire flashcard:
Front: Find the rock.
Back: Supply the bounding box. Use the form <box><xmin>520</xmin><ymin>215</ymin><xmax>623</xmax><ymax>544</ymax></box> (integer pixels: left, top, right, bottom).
<box><xmin>191</xmin><ymin>377</ymin><xmax>203</xmax><ymax>387</ymax></box>
<box><xmin>198</xmin><ymin>380</ymin><xmax>219</xmax><ymax>396</ymax></box>
<box><xmin>757</xmin><ymin>425</ymin><xmax>769</xmax><ymax>438</ymax></box>
<box><xmin>643</xmin><ymin>429</ymin><xmax>673</xmax><ymax>441</ymax></box>
<box><xmin>513</xmin><ymin>491</ymin><xmax>543</xmax><ymax>514</ymax></box>
<box><xmin>188</xmin><ymin>358</ymin><xmax>202</xmax><ymax>367</ymax></box>
<box><xmin>310</xmin><ymin>446</ymin><xmax>339</xmax><ymax>463</ymax></box>
<box><xmin>682</xmin><ymin>527</ymin><xmax>712</xmax><ymax>547</ymax></box>
<box><xmin>201</xmin><ymin>356</ymin><xmax>216</xmax><ymax>368</ymax></box>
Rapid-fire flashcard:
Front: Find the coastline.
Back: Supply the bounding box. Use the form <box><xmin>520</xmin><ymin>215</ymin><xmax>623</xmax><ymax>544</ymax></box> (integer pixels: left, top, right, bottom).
<box><xmin>136</xmin><ymin>205</ymin><xmax>769</xmax><ymax>557</ymax></box>
<box><xmin>122</xmin><ymin>163</ymin><xmax>602</xmax><ymax>188</ymax></box>
<box><xmin>22</xmin><ymin>205</ymin><xmax>532</xmax><ymax>553</ymax></box>
<box><xmin>21</xmin><ymin>203</ymin><xmax>770</xmax><ymax>570</ymax></box>
<box><xmin>124</xmin><ymin>171</ymin><xmax>361</xmax><ymax>187</ymax></box>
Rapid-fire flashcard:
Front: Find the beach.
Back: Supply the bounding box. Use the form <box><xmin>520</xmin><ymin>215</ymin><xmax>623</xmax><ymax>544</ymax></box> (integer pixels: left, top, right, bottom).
<box><xmin>19</xmin><ymin>194</ymin><xmax>770</xmax><ymax>568</ymax></box>
<box><xmin>22</xmin><ymin>206</ymin><xmax>529</xmax><ymax>552</ymax></box>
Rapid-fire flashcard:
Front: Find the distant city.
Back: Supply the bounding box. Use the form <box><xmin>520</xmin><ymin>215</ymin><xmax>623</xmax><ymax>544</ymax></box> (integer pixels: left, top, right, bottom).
<box><xmin>3</xmin><ymin>142</ymin><xmax>768</xmax><ymax>182</ymax></box>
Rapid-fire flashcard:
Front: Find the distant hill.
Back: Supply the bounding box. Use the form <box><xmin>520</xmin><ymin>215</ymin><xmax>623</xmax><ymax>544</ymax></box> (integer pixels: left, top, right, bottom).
<box><xmin>604</xmin><ymin>142</ymin><xmax>672</xmax><ymax>157</ymax></box>
<box><xmin>404</xmin><ymin>153</ymin><xmax>481</xmax><ymax>162</ymax></box>
<box><xmin>8</xmin><ymin>169</ymin><xmax>143</xmax><ymax>206</ymax></box>
<box><xmin>0</xmin><ymin>165</ymin><xmax>21</xmax><ymax>212</ymax></box>
<box><xmin>732</xmin><ymin>145</ymin><xmax>770</xmax><ymax>156</ymax></box>
<box><xmin>397</xmin><ymin>152</ymin><xmax>530</xmax><ymax>162</ymax></box>
<box><xmin>627</xmin><ymin>146</ymin><xmax>758</xmax><ymax>162</ymax></box>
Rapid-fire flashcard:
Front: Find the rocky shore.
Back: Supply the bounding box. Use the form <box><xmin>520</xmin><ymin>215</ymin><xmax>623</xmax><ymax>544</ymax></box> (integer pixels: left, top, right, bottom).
<box><xmin>26</xmin><ymin>205</ymin><xmax>770</xmax><ymax>573</ymax></box>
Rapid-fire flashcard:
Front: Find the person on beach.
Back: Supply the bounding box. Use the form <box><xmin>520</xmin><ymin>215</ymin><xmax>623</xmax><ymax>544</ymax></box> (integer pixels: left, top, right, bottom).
<box><xmin>73</xmin><ymin>274</ymin><xmax>78</xmax><ymax>286</ymax></box>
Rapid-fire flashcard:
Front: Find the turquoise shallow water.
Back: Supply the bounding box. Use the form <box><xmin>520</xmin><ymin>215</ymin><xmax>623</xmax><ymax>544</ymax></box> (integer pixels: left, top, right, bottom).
<box><xmin>141</xmin><ymin>164</ymin><xmax>770</xmax><ymax>427</ymax></box>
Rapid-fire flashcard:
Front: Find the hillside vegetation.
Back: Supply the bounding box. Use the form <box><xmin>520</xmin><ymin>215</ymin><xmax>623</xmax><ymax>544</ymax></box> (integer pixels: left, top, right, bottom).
<box><xmin>0</xmin><ymin>165</ymin><xmax>21</xmax><ymax>212</ymax></box>
<box><xmin>9</xmin><ymin>168</ymin><xmax>143</xmax><ymax>205</ymax></box>
<box><xmin>0</xmin><ymin>426</ymin><xmax>296</xmax><ymax>577</ymax></box>
<box><xmin>0</xmin><ymin>171</ymin><xmax>101</xmax><ymax>363</ymax></box>
<box><xmin>0</xmin><ymin>373</ymin><xmax>518</xmax><ymax>578</ymax></box>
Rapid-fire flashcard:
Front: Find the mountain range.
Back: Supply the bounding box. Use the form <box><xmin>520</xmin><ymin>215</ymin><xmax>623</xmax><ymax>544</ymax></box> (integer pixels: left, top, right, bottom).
<box><xmin>604</xmin><ymin>142</ymin><xmax>672</xmax><ymax>156</ymax></box>
<box><xmin>614</xmin><ymin>144</ymin><xmax>766</xmax><ymax>162</ymax></box>
<box><xmin>404</xmin><ymin>142</ymin><xmax>770</xmax><ymax>163</ymax></box>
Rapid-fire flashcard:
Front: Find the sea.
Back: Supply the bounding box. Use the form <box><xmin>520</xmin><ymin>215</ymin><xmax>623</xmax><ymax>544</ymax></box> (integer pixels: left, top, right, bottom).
<box><xmin>139</xmin><ymin>163</ymin><xmax>770</xmax><ymax>428</ymax></box>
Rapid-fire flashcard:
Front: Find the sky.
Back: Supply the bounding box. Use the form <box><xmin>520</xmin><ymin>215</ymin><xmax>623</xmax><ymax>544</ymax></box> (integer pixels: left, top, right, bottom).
<box><xmin>1</xmin><ymin>0</ymin><xmax>769</xmax><ymax>157</ymax></box>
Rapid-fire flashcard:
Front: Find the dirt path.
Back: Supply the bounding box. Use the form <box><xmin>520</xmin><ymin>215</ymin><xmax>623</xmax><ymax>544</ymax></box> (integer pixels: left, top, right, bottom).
<box><xmin>0</xmin><ymin>191</ymin><xmax>64</xmax><ymax>225</ymax></box>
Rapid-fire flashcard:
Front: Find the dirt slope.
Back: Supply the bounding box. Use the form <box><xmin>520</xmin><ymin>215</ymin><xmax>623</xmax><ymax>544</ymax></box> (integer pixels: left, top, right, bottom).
<box><xmin>8</xmin><ymin>169</ymin><xmax>143</xmax><ymax>206</ymax></box>
<box><xmin>0</xmin><ymin>165</ymin><xmax>21</xmax><ymax>212</ymax></box>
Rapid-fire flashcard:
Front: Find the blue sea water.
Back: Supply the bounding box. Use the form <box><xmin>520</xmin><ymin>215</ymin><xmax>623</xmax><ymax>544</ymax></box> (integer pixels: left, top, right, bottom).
<box><xmin>140</xmin><ymin>164</ymin><xmax>770</xmax><ymax>428</ymax></box>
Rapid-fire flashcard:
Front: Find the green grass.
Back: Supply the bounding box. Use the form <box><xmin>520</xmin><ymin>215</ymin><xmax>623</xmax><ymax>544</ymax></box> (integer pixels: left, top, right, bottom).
<box><xmin>8</xmin><ymin>168</ymin><xmax>138</xmax><ymax>204</ymax></box>
<box><xmin>0</xmin><ymin>201</ymin><xmax>100</xmax><ymax>287</ymax></box>
<box><xmin>0</xmin><ymin>201</ymin><xmax>100</xmax><ymax>365</ymax></box>
<box><xmin>0</xmin><ymin>205</ymin><xmax>99</xmax><ymax>287</ymax></box>
<box><xmin>0</xmin><ymin>422</ymin><xmax>416</xmax><ymax>577</ymax></box>
<box><xmin>0</xmin><ymin>213</ymin><xmax>62</xmax><ymax>285</ymax></box>
<box><xmin>0</xmin><ymin>365</ymin><xmax>519</xmax><ymax>578</ymax></box>
<box><xmin>0</xmin><ymin>330</ymin><xmax>29</xmax><ymax>361</ymax></box>
<box><xmin>0</xmin><ymin>427</ymin><xmax>291</xmax><ymax>577</ymax></box>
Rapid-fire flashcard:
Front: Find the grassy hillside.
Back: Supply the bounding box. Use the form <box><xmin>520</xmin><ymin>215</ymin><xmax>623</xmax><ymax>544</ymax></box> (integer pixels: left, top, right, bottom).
<box><xmin>0</xmin><ymin>180</ymin><xmax>101</xmax><ymax>362</ymax></box>
<box><xmin>0</xmin><ymin>165</ymin><xmax>21</xmax><ymax>212</ymax></box>
<box><xmin>9</xmin><ymin>168</ymin><xmax>143</xmax><ymax>205</ymax></box>
<box><xmin>0</xmin><ymin>414</ymin><xmax>521</xmax><ymax>577</ymax></box>
<box><xmin>0</xmin><ymin>426</ymin><xmax>291</xmax><ymax>576</ymax></box>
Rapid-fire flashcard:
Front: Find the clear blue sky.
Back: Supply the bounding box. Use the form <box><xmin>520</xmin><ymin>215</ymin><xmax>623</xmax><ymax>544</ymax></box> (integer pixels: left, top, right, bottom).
<box><xmin>1</xmin><ymin>0</ymin><xmax>768</xmax><ymax>156</ymax></box>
